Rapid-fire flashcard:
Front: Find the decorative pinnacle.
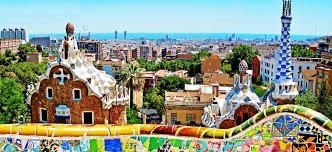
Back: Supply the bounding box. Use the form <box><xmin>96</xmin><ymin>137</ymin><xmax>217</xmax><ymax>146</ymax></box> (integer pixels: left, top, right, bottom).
<box><xmin>282</xmin><ymin>0</ymin><xmax>292</xmax><ymax>16</ymax></box>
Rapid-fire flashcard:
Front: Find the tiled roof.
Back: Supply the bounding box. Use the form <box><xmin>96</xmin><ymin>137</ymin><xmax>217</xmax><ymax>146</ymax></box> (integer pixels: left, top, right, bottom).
<box><xmin>301</xmin><ymin>69</ymin><xmax>316</xmax><ymax>81</ymax></box>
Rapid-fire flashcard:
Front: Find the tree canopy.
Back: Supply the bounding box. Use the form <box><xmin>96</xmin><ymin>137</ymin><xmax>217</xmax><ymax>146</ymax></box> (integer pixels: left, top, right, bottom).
<box><xmin>143</xmin><ymin>88</ymin><xmax>165</xmax><ymax>114</ymax></box>
<box><xmin>295</xmin><ymin>91</ymin><xmax>318</xmax><ymax>110</ymax></box>
<box><xmin>17</xmin><ymin>43</ymin><xmax>36</xmax><ymax>62</ymax></box>
<box><xmin>143</xmin><ymin>76</ymin><xmax>190</xmax><ymax>115</ymax></box>
<box><xmin>0</xmin><ymin>62</ymin><xmax>47</xmax><ymax>91</ymax></box>
<box><xmin>136</xmin><ymin>50</ymin><xmax>210</xmax><ymax>77</ymax></box>
<box><xmin>222</xmin><ymin>44</ymin><xmax>260</xmax><ymax>75</ymax></box>
<box><xmin>0</xmin><ymin>49</ymin><xmax>17</xmax><ymax>66</ymax></box>
<box><xmin>157</xmin><ymin>76</ymin><xmax>191</xmax><ymax>92</ymax></box>
<box><xmin>295</xmin><ymin>84</ymin><xmax>332</xmax><ymax>119</ymax></box>
<box><xmin>0</xmin><ymin>78</ymin><xmax>27</xmax><ymax>124</ymax></box>
<box><xmin>291</xmin><ymin>45</ymin><xmax>316</xmax><ymax>58</ymax></box>
<box><xmin>126</xmin><ymin>106</ymin><xmax>142</xmax><ymax>124</ymax></box>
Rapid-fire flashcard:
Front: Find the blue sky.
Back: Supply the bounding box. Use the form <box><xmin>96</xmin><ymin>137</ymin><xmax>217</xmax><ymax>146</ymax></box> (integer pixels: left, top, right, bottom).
<box><xmin>0</xmin><ymin>0</ymin><xmax>331</xmax><ymax>35</ymax></box>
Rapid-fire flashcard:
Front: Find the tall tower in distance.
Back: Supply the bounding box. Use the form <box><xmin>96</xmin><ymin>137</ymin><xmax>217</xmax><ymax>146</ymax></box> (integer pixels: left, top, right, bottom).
<box><xmin>263</xmin><ymin>0</ymin><xmax>298</xmax><ymax>106</ymax></box>
<box><xmin>124</xmin><ymin>31</ymin><xmax>127</xmax><ymax>40</ymax></box>
<box><xmin>115</xmin><ymin>30</ymin><xmax>118</xmax><ymax>40</ymax></box>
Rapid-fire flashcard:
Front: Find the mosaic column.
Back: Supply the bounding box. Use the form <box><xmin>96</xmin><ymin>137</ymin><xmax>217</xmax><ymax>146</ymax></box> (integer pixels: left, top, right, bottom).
<box><xmin>275</xmin><ymin>0</ymin><xmax>292</xmax><ymax>83</ymax></box>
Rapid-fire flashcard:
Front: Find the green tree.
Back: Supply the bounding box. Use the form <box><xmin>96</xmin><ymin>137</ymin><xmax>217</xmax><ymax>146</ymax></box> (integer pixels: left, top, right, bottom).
<box><xmin>317</xmin><ymin>80</ymin><xmax>331</xmax><ymax>116</ymax></box>
<box><xmin>42</xmin><ymin>51</ymin><xmax>49</xmax><ymax>57</ymax></box>
<box><xmin>121</xmin><ymin>62</ymin><xmax>146</xmax><ymax>108</ymax></box>
<box><xmin>126</xmin><ymin>106</ymin><xmax>142</xmax><ymax>124</ymax></box>
<box><xmin>223</xmin><ymin>45</ymin><xmax>260</xmax><ymax>74</ymax></box>
<box><xmin>189</xmin><ymin>50</ymin><xmax>211</xmax><ymax>76</ymax></box>
<box><xmin>17</xmin><ymin>43</ymin><xmax>36</xmax><ymax>62</ymax></box>
<box><xmin>143</xmin><ymin>88</ymin><xmax>165</xmax><ymax>114</ymax></box>
<box><xmin>0</xmin><ymin>78</ymin><xmax>27</xmax><ymax>124</ymax></box>
<box><xmin>157</xmin><ymin>76</ymin><xmax>190</xmax><ymax>93</ymax></box>
<box><xmin>7</xmin><ymin>62</ymin><xmax>47</xmax><ymax>91</ymax></box>
<box><xmin>221</xmin><ymin>63</ymin><xmax>232</xmax><ymax>74</ymax></box>
<box><xmin>0</xmin><ymin>49</ymin><xmax>16</xmax><ymax>66</ymax></box>
<box><xmin>291</xmin><ymin>45</ymin><xmax>316</xmax><ymax>58</ymax></box>
<box><xmin>192</xmin><ymin>50</ymin><xmax>211</xmax><ymax>61</ymax></box>
<box><xmin>156</xmin><ymin>60</ymin><xmax>170</xmax><ymax>71</ymax></box>
<box><xmin>295</xmin><ymin>91</ymin><xmax>318</xmax><ymax>110</ymax></box>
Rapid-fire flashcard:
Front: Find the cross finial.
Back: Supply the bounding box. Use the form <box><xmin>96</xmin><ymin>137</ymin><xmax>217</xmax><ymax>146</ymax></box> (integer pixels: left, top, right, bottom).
<box><xmin>53</xmin><ymin>68</ymin><xmax>70</xmax><ymax>85</ymax></box>
<box><xmin>282</xmin><ymin>0</ymin><xmax>292</xmax><ymax>16</ymax></box>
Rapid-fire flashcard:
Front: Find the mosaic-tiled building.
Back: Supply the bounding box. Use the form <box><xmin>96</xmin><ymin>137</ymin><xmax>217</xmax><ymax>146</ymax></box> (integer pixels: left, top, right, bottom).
<box><xmin>27</xmin><ymin>23</ymin><xmax>129</xmax><ymax>125</ymax></box>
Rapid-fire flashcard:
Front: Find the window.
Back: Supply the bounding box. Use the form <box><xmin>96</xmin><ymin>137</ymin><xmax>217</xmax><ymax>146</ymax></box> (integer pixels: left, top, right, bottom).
<box><xmin>307</xmin><ymin>66</ymin><xmax>310</xmax><ymax>70</ymax></box>
<box><xmin>46</xmin><ymin>87</ymin><xmax>53</xmax><ymax>99</ymax></box>
<box><xmin>186</xmin><ymin>114</ymin><xmax>196</xmax><ymax>122</ymax></box>
<box><xmin>318</xmin><ymin>72</ymin><xmax>322</xmax><ymax>78</ymax></box>
<box><xmin>318</xmin><ymin>83</ymin><xmax>321</xmax><ymax>89</ymax></box>
<box><xmin>271</xmin><ymin>72</ymin><xmax>273</xmax><ymax>77</ymax></box>
<box><xmin>299</xmin><ymin>66</ymin><xmax>302</xmax><ymax>71</ymax></box>
<box><xmin>73</xmin><ymin>89</ymin><xmax>81</xmax><ymax>101</ymax></box>
<box><xmin>171</xmin><ymin>113</ymin><xmax>177</xmax><ymax>124</ymax></box>
<box><xmin>82</xmin><ymin>111</ymin><xmax>94</xmax><ymax>124</ymax></box>
<box><xmin>325</xmin><ymin>74</ymin><xmax>329</xmax><ymax>79</ymax></box>
<box><xmin>40</xmin><ymin>108</ymin><xmax>48</xmax><ymax>122</ymax></box>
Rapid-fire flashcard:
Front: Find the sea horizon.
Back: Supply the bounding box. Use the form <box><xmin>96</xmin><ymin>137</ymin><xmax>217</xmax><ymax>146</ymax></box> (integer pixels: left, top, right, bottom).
<box><xmin>29</xmin><ymin>32</ymin><xmax>322</xmax><ymax>41</ymax></box>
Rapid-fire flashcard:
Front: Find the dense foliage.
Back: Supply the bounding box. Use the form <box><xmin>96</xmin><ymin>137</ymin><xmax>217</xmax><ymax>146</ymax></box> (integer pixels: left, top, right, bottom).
<box><xmin>157</xmin><ymin>76</ymin><xmax>191</xmax><ymax>92</ymax></box>
<box><xmin>143</xmin><ymin>76</ymin><xmax>190</xmax><ymax>114</ymax></box>
<box><xmin>143</xmin><ymin>88</ymin><xmax>165</xmax><ymax>114</ymax></box>
<box><xmin>0</xmin><ymin>78</ymin><xmax>27</xmax><ymax>124</ymax></box>
<box><xmin>295</xmin><ymin>91</ymin><xmax>318</xmax><ymax>111</ymax></box>
<box><xmin>17</xmin><ymin>43</ymin><xmax>37</xmax><ymax>62</ymax></box>
<box><xmin>137</xmin><ymin>50</ymin><xmax>210</xmax><ymax>77</ymax></box>
<box><xmin>252</xmin><ymin>84</ymin><xmax>267</xmax><ymax>97</ymax></box>
<box><xmin>0</xmin><ymin>44</ymin><xmax>47</xmax><ymax>123</ymax></box>
<box><xmin>126</xmin><ymin>106</ymin><xmax>142</xmax><ymax>124</ymax></box>
<box><xmin>0</xmin><ymin>62</ymin><xmax>47</xmax><ymax>91</ymax></box>
<box><xmin>291</xmin><ymin>45</ymin><xmax>316</xmax><ymax>58</ymax></box>
<box><xmin>295</xmin><ymin>81</ymin><xmax>332</xmax><ymax>119</ymax></box>
<box><xmin>222</xmin><ymin>45</ymin><xmax>260</xmax><ymax>75</ymax></box>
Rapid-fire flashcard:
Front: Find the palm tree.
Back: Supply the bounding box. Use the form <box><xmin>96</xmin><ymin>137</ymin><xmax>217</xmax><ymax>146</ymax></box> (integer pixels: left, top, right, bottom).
<box><xmin>121</xmin><ymin>62</ymin><xmax>146</xmax><ymax>109</ymax></box>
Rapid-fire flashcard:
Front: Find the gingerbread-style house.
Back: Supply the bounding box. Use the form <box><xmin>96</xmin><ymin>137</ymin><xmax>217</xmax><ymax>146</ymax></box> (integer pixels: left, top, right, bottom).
<box><xmin>27</xmin><ymin>23</ymin><xmax>129</xmax><ymax>125</ymax></box>
<box><xmin>202</xmin><ymin>60</ymin><xmax>264</xmax><ymax>129</ymax></box>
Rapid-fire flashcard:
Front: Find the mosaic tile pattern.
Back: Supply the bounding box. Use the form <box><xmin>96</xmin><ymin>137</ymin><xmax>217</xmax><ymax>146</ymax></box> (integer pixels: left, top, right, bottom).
<box><xmin>1</xmin><ymin>115</ymin><xmax>331</xmax><ymax>152</ymax></box>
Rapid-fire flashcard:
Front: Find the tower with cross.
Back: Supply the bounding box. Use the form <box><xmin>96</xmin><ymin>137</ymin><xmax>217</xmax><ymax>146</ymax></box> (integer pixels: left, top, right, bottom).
<box><xmin>264</xmin><ymin>0</ymin><xmax>298</xmax><ymax>106</ymax></box>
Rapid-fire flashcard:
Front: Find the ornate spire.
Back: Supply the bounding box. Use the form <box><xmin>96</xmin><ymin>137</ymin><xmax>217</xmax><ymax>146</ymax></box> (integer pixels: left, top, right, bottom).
<box><xmin>66</xmin><ymin>22</ymin><xmax>75</xmax><ymax>37</ymax></box>
<box><xmin>282</xmin><ymin>0</ymin><xmax>292</xmax><ymax>16</ymax></box>
<box><xmin>262</xmin><ymin>0</ymin><xmax>298</xmax><ymax>106</ymax></box>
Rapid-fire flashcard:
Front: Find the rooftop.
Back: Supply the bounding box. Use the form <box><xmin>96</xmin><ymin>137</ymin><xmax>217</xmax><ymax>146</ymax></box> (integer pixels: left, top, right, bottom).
<box><xmin>301</xmin><ymin>69</ymin><xmax>316</xmax><ymax>81</ymax></box>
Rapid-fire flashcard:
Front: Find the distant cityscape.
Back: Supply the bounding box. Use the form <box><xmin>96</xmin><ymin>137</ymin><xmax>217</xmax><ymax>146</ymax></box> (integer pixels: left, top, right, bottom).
<box><xmin>29</xmin><ymin>32</ymin><xmax>319</xmax><ymax>41</ymax></box>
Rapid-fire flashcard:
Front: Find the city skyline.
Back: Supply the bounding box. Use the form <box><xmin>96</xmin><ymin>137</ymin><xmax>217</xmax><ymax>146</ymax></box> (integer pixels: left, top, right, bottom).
<box><xmin>0</xmin><ymin>0</ymin><xmax>331</xmax><ymax>35</ymax></box>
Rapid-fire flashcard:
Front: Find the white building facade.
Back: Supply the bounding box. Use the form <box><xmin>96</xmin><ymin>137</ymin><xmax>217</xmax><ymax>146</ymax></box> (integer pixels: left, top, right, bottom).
<box><xmin>260</xmin><ymin>54</ymin><xmax>320</xmax><ymax>84</ymax></box>
<box><xmin>298</xmin><ymin>69</ymin><xmax>316</xmax><ymax>93</ymax></box>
